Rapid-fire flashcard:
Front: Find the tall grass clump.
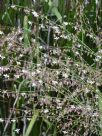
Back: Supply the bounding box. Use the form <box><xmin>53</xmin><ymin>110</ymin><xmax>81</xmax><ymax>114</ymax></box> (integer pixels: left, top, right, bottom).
<box><xmin>0</xmin><ymin>0</ymin><xmax>102</xmax><ymax>135</ymax></box>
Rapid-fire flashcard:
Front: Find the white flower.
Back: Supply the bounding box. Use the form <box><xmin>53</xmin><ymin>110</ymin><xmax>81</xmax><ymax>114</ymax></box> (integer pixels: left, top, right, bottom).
<box><xmin>56</xmin><ymin>71</ymin><xmax>59</xmax><ymax>75</ymax></box>
<box><xmin>0</xmin><ymin>54</ymin><xmax>5</xmax><ymax>59</ymax></box>
<box><xmin>0</xmin><ymin>67</ymin><xmax>3</xmax><ymax>71</ymax></box>
<box><xmin>63</xmin><ymin>22</ymin><xmax>68</xmax><ymax>26</ymax></box>
<box><xmin>39</xmin><ymin>80</ymin><xmax>43</xmax><ymax>84</ymax></box>
<box><xmin>11</xmin><ymin>119</ymin><xmax>16</xmax><ymax>122</ymax></box>
<box><xmin>36</xmin><ymin>69</ymin><xmax>41</xmax><ymax>74</ymax></box>
<box><xmin>14</xmin><ymin>74</ymin><xmax>20</xmax><ymax>79</ymax></box>
<box><xmin>57</xmin><ymin>106</ymin><xmax>62</xmax><ymax>109</ymax></box>
<box><xmin>87</xmin><ymin>80</ymin><xmax>94</xmax><ymax>84</ymax></box>
<box><xmin>32</xmin><ymin>82</ymin><xmax>36</xmax><ymax>87</ymax></box>
<box><xmin>0</xmin><ymin>118</ymin><xmax>4</xmax><ymax>122</ymax></box>
<box><xmin>82</xmin><ymin>70</ymin><xmax>86</xmax><ymax>74</ymax></box>
<box><xmin>44</xmin><ymin>109</ymin><xmax>49</xmax><ymax>113</ymax></box>
<box><xmin>31</xmin><ymin>39</ymin><xmax>36</xmax><ymax>43</ymax></box>
<box><xmin>70</xmin><ymin>105</ymin><xmax>75</xmax><ymax>109</ymax></box>
<box><xmin>63</xmin><ymin>131</ymin><xmax>68</xmax><ymax>134</ymax></box>
<box><xmin>40</xmin><ymin>24</ymin><xmax>45</xmax><ymax>28</ymax></box>
<box><xmin>75</xmin><ymin>51</ymin><xmax>79</xmax><ymax>55</ymax></box>
<box><xmin>19</xmin><ymin>37</ymin><xmax>23</xmax><ymax>42</ymax></box>
<box><xmin>22</xmin><ymin>69</ymin><xmax>28</xmax><ymax>74</ymax></box>
<box><xmin>92</xmin><ymin>112</ymin><xmax>99</xmax><ymax>117</ymax></box>
<box><xmin>63</xmin><ymin>73</ymin><xmax>68</xmax><ymax>78</ymax></box>
<box><xmin>54</xmin><ymin>36</ymin><xmax>59</xmax><ymax>40</ymax></box>
<box><xmin>52</xmin><ymin>80</ymin><xmax>58</xmax><ymax>85</ymax></box>
<box><xmin>3</xmin><ymin>74</ymin><xmax>9</xmax><ymax>79</ymax></box>
<box><xmin>52</xmin><ymin>26</ymin><xmax>60</xmax><ymax>34</ymax></box>
<box><xmin>11</xmin><ymin>5</ymin><xmax>16</xmax><ymax>9</ymax></box>
<box><xmin>31</xmin><ymin>72</ymin><xmax>35</xmax><ymax>76</ymax></box>
<box><xmin>28</xmin><ymin>21</ymin><xmax>32</xmax><ymax>25</ymax></box>
<box><xmin>19</xmin><ymin>54</ymin><xmax>23</xmax><ymax>57</ymax></box>
<box><xmin>37</xmin><ymin>64</ymin><xmax>41</xmax><ymax>67</ymax></box>
<box><xmin>21</xmin><ymin>93</ymin><xmax>26</xmax><ymax>96</ymax></box>
<box><xmin>99</xmin><ymin>50</ymin><xmax>102</xmax><ymax>53</ymax></box>
<box><xmin>27</xmin><ymin>118</ymin><xmax>31</xmax><ymax>121</ymax></box>
<box><xmin>17</xmin><ymin>62</ymin><xmax>21</xmax><ymax>65</ymax></box>
<box><xmin>39</xmin><ymin>46</ymin><xmax>43</xmax><ymax>49</ymax></box>
<box><xmin>24</xmin><ymin>110</ymin><xmax>28</xmax><ymax>114</ymax></box>
<box><xmin>53</xmin><ymin>49</ymin><xmax>57</xmax><ymax>54</ymax></box>
<box><xmin>15</xmin><ymin>129</ymin><xmax>20</xmax><ymax>134</ymax></box>
<box><xmin>77</xmin><ymin>44</ymin><xmax>81</xmax><ymax>48</ymax></box>
<box><xmin>60</xmin><ymin>34</ymin><xmax>68</xmax><ymax>39</ymax></box>
<box><xmin>97</xmin><ymin>56</ymin><xmax>101</xmax><ymax>59</ymax></box>
<box><xmin>0</xmin><ymin>31</ymin><xmax>4</xmax><ymax>35</ymax></box>
<box><xmin>8</xmin><ymin>43</ymin><xmax>13</xmax><ymax>47</ymax></box>
<box><xmin>53</xmin><ymin>60</ymin><xmax>57</xmax><ymax>64</ymax></box>
<box><xmin>44</xmin><ymin>54</ymin><xmax>48</xmax><ymax>58</ymax></box>
<box><xmin>97</xmin><ymin>56</ymin><xmax>102</xmax><ymax>61</ymax></box>
<box><xmin>85</xmin><ymin>88</ymin><xmax>90</xmax><ymax>93</ymax></box>
<box><xmin>32</xmin><ymin>11</ymin><xmax>38</xmax><ymax>17</ymax></box>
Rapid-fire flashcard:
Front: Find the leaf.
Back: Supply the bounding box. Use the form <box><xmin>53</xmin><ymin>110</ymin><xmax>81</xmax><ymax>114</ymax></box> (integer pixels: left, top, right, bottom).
<box><xmin>48</xmin><ymin>0</ymin><xmax>53</xmax><ymax>7</ymax></box>
<box><xmin>12</xmin><ymin>121</ymin><xmax>16</xmax><ymax>136</ymax></box>
<box><xmin>2</xmin><ymin>11</ymin><xmax>13</xmax><ymax>25</ymax></box>
<box><xmin>25</xmin><ymin>110</ymin><xmax>39</xmax><ymax>136</ymax></box>
<box><xmin>53</xmin><ymin>0</ymin><xmax>58</xmax><ymax>7</ymax></box>
<box><xmin>51</xmin><ymin>7</ymin><xmax>62</xmax><ymax>23</ymax></box>
<box><xmin>23</xmin><ymin>15</ymin><xmax>30</xmax><ymax>48</ymax></box>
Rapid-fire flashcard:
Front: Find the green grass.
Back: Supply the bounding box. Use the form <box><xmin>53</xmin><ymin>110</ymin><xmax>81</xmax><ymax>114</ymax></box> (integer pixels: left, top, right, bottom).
<box><xmin>0</xmin><ymin>0</ymin><xmax>102</xmax><ymax>135</ymax></box>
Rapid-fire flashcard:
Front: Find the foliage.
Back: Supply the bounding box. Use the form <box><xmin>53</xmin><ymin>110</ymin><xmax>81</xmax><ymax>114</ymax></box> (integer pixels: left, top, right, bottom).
<box><xmin>0</xmin><ymin>0</ymin><xmax>102</xmax><ymax>135</ymax></box>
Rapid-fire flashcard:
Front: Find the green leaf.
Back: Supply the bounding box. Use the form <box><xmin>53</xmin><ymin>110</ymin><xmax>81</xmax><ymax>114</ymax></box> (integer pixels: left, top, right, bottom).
<box><xmin>51</xmin><ymin>7</ymin><xmax>62</xmax><ymax>23</ymax></box>
<box><xmin>25</xmin><ymin>110</ymin><xmax>39</xmax><ymax>136</ymax></box>
<box><xmin>48</xmin><ymin>0</ymin><xmax>53</xmax><ymax>7</ymax></box>
<box><xmin>53</xmin><ymin>0</ymin><xmax>58</xmax><ymax>7</ymax></box>
<box><xmin>2</xmin><ymin>11</ymin><xmax>13</xmax><ymax>25</ymax></box>
<box><xmin>23</xmin><ymin>15</ymin><xmax>30</xmax><ymax>48</ymax></box>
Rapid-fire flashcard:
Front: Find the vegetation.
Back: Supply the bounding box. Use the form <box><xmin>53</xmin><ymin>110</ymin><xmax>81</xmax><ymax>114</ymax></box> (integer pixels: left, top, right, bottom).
<box><xmin>0</xmin><ymin>0</ymin><xmax>102</xmax><ymax>135</ymax></box>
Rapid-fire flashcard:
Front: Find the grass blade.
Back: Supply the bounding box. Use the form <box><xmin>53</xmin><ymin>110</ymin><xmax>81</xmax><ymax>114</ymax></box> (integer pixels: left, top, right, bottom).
<box><xmin>25</xmin><ymin>110</ymin><xmax>39</xmax><ymax>136</ymax></box>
